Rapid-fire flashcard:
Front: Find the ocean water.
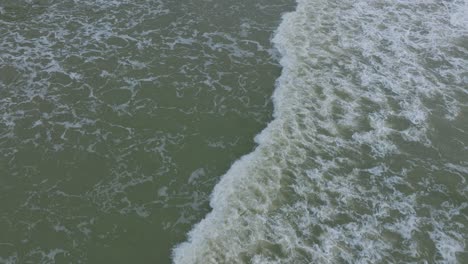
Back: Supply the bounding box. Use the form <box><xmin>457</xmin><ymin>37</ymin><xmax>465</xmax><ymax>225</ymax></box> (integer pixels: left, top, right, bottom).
<box><xmin>1</xmin><ymin>0</ymin><xmax>467</xmax><ymax>263</ymax></box>
<box><xmin>174</xmin><ymin>0</ymin><xmax>468</xmax><ymax>263</ymax></box>
<box><xmin>0</xmin><ymin>0</ymin><xmax>293</xmax><ymax>263</ymax></box>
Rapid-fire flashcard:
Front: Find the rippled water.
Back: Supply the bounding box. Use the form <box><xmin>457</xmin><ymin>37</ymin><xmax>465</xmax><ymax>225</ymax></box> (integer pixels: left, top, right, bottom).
<box><xmin>0</xmin><ymin>0</ymin><xmax>293</xmax><ymax>263</ymax></box>
<box><xmin>1</xmin><ymin>0</ymin><xmax>468</xmax><ymax>263</ymax></box>
<box><xmin>174</xmin><ymin>0</ymin><xmax>468</xmax><ymax>263</ymax></box>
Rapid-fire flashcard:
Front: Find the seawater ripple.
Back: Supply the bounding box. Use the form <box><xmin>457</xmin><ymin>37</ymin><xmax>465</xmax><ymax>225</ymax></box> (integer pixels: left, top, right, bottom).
<box><xmin>0</xmin><ymin>0</ymin><xmax>293</xmax><ymax>262</ymax></box>
<box><xmin>174</xmin><ymin>0</ymin><xmax>468</xmax><ymax>263</ymax></box>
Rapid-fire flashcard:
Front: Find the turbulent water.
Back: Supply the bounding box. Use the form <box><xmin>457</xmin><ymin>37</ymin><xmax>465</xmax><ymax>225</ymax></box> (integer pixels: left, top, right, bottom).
<box><xmin>174</xmin><ymin>0</ymin><xmax>468</xmax><ymax>263</ymax></box>
<box><xmin>1</xmin><ymin>0</ymin><xmax>467</xmax><ymax>263</ymax></box>
<box><xmin>0</xmin><ymin>0</ymin><xmax>293</xmax><ymax>263</ymax></box>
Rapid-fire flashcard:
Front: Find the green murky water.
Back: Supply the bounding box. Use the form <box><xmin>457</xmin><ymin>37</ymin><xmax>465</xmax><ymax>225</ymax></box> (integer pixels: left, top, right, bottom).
<box><xmin>1</xmin><ymin>0</ymin><xmax>467</xmax><ymax>263</ymax></box>
<box><xmin>0</xmin><ymin>0</ymin><xmax>293</xmax><ymax>262</ymax></box>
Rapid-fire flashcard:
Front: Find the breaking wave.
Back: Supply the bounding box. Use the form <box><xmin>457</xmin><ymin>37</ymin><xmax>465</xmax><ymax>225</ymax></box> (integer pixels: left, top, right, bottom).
<box><xmin>173</xmin><ymin>0</ymin><xmax>468</xmax><ymax>263</ymax></box>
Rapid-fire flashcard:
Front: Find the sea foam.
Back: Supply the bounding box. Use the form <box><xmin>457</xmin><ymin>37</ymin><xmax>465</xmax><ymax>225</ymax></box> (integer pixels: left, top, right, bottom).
<box><xmin>173</xmin><ymin>0</ymin><xmax>468</xmax><ymax>263</ymax></box>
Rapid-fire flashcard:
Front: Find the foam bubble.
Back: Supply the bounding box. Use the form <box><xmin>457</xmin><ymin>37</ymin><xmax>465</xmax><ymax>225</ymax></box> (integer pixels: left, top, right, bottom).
<box><xmin>173</xmin><ymin>0</ymin><xmax>468</xmax><ymax>262</ymax></box>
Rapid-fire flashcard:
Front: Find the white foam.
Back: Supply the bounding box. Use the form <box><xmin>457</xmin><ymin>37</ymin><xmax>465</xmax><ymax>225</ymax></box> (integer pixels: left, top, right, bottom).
<box><xmin>188</xmin><ymin>168</ymin><xmax>205</xmax><ymax>185</ymax></box>
<box><xmin>0</xmin><ymin>255</ymin><xmax>18</xmax><ymax>264</ymax></box>
<box><xmin>173</xmin><ymin>0</ymin><xmax>468</xmax><ymax>263</ymax></box>
<box><xmin>26</xmin><ymin>248</ymin><xmax>67</xmax><ymax>264</ymax></box>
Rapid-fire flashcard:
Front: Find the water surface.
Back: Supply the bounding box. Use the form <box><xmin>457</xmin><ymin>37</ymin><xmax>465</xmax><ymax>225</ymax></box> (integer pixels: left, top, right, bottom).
<box><xmin>0</xmin><ymin>0</ymin><xmax>293</xmax><ymax>262</ymax></box>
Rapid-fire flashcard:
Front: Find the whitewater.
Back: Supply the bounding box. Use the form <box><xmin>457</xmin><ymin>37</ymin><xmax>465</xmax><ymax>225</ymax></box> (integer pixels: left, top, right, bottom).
<box><xmin>173</xmin><ymin>0</ymin><xmax>468</xmax><ymax>263</ymax></box>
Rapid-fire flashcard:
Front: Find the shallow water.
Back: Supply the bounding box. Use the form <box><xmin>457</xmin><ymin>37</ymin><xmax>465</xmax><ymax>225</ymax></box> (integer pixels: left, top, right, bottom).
<box><xmin>0</xmin><ymin>0</ymin><xmax>293</xmax><ymax>263</ymax></box>
<box><xmin>1</xmin><ymin>0</ymin><xmax>468</xmax><ymax>263</ymax></box>
<box><xmin>174</xmin><ymin>0</ymin><xmax>468</xmax><ymax>263</ymax></box>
